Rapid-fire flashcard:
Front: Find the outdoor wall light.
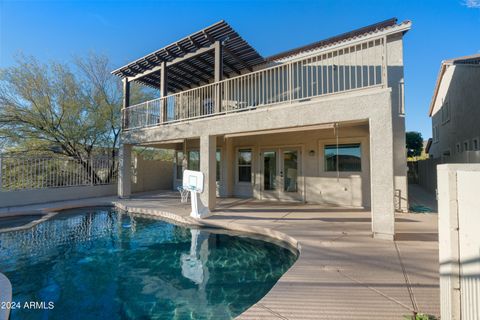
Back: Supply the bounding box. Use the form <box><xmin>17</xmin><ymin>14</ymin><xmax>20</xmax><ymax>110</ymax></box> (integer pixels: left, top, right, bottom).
<box><xmin>309</xmin><ymin>150</ymin><xmax>315</xmax><ymax>156</ymax></box>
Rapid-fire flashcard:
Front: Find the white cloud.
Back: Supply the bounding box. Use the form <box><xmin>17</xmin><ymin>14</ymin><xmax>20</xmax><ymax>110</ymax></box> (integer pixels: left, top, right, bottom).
<box><xmin>463</xmin><ymin>0</ymin><xmax>480</xmax><ymax>8</ymax></box>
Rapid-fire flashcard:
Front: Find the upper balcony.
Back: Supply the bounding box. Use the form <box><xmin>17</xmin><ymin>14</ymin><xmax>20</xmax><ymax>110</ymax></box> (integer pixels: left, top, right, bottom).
<box><xmin>113</xmin><ymin>19</ymin><xmax>411</xmax><ymax>131</ymax></box>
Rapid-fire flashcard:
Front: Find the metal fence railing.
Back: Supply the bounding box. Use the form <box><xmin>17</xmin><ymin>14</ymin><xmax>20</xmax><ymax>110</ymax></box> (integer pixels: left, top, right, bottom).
<box><xmin>123</xmin><ymin>36</ymin><xmax>387</xmax><ymax>130</ymax></box>
<box><xmin>0</xmin><ymin>156</ymin><xmax>118</xmax><ymax>192</ymax></box>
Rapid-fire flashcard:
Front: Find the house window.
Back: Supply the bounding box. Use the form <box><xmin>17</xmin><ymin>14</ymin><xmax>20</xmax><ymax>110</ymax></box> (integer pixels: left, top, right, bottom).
<box><xmin>456</xmin><ymin>143</ymin><xmax>461</xmax><ymax>154</ymax></box>
<box><xmin>464</xmin><ymin>141</ymin><xmax>469</xmax><ymax>152</ymax></box>
<box><xmin>237</xmin><ymin>149</ymin><xmax>252</xmax><ymax>182</ymax></box>
<box><xmin>176</xmin><ymin>151</ymin><xmax>184</xmax><ymax>180</ymax></box>
<box><xmin>188</xmin><ymin>150</ymin><xmax>200</xmax><ymax>171</ymax></box>
<box><xmin>324</xmin><ymin>143</ymin><xmax>362</xmax><ymax>172</ymax></box>
<box><xmin>441</xmin><ymin>102</ymin><xmax>450</xmax><ymax>124</ymax></box>
<box><xmin>473</xmin><ymin>138</ymin><xmax>479</xmax><ymax>151</ymax></box>
<box><xmin>216</xmin><ymin>149</ymin><xmax>221</xmax><ymax>181</ymax></box>
<box><xmin>433</xmin><ymin>125</ymin><xmax>440</xmax><ymax>143</ymax></box>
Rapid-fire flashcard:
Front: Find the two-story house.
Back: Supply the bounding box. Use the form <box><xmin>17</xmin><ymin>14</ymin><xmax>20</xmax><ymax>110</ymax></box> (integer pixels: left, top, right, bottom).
<box><xmin>428</xmin><ymin>54</ymin><xmax>480</xmax><ymax>159</ymax></box>
<box><xmin>113</xmin><ymin>18</ymin><xmax>411</xmax><ymax>240</ymax></box>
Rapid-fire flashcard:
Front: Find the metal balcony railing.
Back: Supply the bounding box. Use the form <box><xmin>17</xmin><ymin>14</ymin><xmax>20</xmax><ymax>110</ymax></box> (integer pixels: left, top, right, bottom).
<box><xmin>123</xmin><ymin>37</ymin><xmax>387</xmax><ymax>130</ymax></box>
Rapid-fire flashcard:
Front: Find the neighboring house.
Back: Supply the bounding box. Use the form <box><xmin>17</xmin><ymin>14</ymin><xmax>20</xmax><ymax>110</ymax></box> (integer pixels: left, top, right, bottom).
<box><xmin>428</xmin><ymin>54</ymin><xmax>480</xmax><ymax>159</ymax></box>
<box><xmin>113</xmin><ymin>18</ymin><xmax>411</xmax><ymax>240</ymax></box>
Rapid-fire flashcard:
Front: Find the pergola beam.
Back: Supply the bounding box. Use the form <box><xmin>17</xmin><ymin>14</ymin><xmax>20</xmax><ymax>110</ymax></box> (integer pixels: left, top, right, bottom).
<box><xmin>223</xmin><ymin>60</ymin><xmax>242</xmax><ymax>75</ymax></box>
<box><xmin>182</xmin><ymin>60</ymin><xmax>213</xmax><ymax>80</ymax></box>
<box><xmin>203</xmin><ymin>31</ymin><xmax>241</xmax><ymax>75</ymax></box>
<box><xmin>224</xmin><ymin>47</ymin><xmax>253</xmax><ymax>72</ymax></box>
<box><xmin>127</xmin><ymin>43</ymin><xmax>216</xmax><ymax>82</ymax></box>
<box><xmin>166</xmin><ymin>46</ymin><xmax>210</xmax><ymax>85</ymax></box>
<box><xmin>173</xmin><ymin>64</ymin><xmax>209</xmax><ymax>84</ymax></box>
<box><xmin>195</xmin><ymin>54</ymin><xmax>230</xmax><ymax>79</ymax></box>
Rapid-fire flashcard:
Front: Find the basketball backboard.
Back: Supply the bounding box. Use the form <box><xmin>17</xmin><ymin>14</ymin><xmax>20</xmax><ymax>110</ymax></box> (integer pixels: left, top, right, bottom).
<box><xmin>182</xmin><ymin>170</ymin><xmax>204</xmax><ymax>193</ymax></box>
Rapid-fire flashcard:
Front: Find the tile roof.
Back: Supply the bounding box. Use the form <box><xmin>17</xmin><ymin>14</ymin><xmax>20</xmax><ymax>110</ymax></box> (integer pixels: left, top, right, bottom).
<box><xmin>266</xmin><ymin>18</ymin><xmax>410</xmax><ymax>62</ymax></box>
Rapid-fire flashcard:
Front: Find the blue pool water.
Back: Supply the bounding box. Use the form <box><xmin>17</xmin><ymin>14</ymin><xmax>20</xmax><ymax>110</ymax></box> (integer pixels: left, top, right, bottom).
<box><xmin>0</xmin><ymin>207</ymin><xmax>297</xmax><ymax>319</ymax></box>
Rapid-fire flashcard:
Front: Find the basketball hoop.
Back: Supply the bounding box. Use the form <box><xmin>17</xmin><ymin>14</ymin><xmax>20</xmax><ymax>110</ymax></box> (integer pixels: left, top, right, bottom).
<box><xmin>177</xmin><ymin>186</ymin><xmax>190</xmax><ymax>203</ymax></box>
<box><xmin>180</xmin><ymin>170</ymin><xmax>210</xmax><ymax>219</ymax></box>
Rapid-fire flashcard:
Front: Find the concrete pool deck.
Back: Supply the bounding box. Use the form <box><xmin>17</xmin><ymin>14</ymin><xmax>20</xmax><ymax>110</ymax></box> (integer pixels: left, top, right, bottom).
<box><xmin>0</xmin><ymin>191</ymin><xmax>440</xmax><ymax>319</ymax></box>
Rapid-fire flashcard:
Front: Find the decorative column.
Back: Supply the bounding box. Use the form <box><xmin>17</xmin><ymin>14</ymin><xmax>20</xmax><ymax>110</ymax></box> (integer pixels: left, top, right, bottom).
<box><xmin>369</xmin><ymin>114</ymin><xmax>395</xmax><ymax>240</ymax></box>
<box><xmin>118</xmin><ymin>143</ymin><xmax>132</xmax><ymax>198</ymax></box>
<box><xmin>200</xmin><ymin>135</ymin><xmax>216</xmax><ymax>212</ymax></box>
<box><xmin>0</xmin><ymin>156</ymin><xmax>3</xmax><ymax>191</ymax></box>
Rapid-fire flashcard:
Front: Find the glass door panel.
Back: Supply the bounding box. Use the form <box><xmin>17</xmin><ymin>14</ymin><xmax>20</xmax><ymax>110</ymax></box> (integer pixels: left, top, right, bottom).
<box><xmin>282</xmin><ymin>150</ymin><xmax>298</xmax><ymax>193</ymax></box>
<box><xmin>263</xmin><ymin>151</ymin><xmax>277</xmax><ymax>191</ymax></box>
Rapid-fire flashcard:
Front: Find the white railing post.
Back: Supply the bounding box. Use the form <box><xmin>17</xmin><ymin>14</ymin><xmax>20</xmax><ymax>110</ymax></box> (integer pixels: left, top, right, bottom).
<box><xmin>288</xmin><ymin>62</ymin><xmax>293</xmax><ymax>103</ymax></box>
<box><xmin>0</xmin><ymin>155</ymin><xmax>3</xmax><ymax>191</ymax></box>
<box><xmin>146</xmin><ymin>101</ymin><xmax>150</xmax><ymax>126</ymax></box>
<box><xmin>90</xmin><ymin>156</ymin><xmax>94</xmax><ymax>186</ymax></box>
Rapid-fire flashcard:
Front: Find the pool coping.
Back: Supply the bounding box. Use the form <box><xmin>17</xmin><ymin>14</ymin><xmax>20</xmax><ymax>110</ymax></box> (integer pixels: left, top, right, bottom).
<box><xmin>0</xmin><ymin>272</ymin><xmax>12</xmax><ymax>320</ymax></box>
<box><xmin>113</xmin><ymin>201</ymin><xmax>301</xmax><ymax>254</ymax></box>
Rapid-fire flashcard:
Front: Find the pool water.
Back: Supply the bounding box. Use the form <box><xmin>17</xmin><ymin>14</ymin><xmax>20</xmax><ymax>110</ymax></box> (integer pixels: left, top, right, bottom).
<box><xmin>0</xmin><ymin>207</ymin><xmax>297</xmax><ymax>320</ymax></box>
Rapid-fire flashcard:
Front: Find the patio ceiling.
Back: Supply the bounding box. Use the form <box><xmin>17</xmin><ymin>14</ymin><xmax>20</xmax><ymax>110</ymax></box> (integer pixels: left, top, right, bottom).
<box><xmin>111</xmin><ymin>20</ymin><xmax>265</xmax><ymax>93</ymax></box>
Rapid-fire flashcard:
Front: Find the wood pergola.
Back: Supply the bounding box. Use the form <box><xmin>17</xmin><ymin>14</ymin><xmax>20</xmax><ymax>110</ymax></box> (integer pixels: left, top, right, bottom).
<box><xmin>112</xmin><ymin>20</ymin><xmax>265</xmax><ymax>105</ymax></box>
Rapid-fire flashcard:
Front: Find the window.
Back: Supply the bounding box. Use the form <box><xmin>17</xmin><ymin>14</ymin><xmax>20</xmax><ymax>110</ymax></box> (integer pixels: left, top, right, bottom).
<box><xmin>473</xmin><ymin>138</ymin><xmax>479</xmax><ymax>151</ymax></box>
<box><xmin>237</xmin><ymin>149</ymin><xmax>252</xmax><ymax>182</ymax></box>
<box><xmin>324</xmin><ymin>143</ymin><xmax>361</xmax><ymax>172</ymax></box>
<box><xmin>456</xmin><ymin>143</ymin><xmax>461</xmax><ymax>154</ymax></box>
<box><xmin>433</xmin><ymin>125</ymin><xmax>440</xmax><ymax>143</ymax></box>
<box><xmin>216</xmin><ymin>149</ymin><xmax>221</xmax><ymax>181</ymax></box>
<box><xmin>464</xmin><ymin>141</ymin><xmax>469</xmax><ymax>152</ymax></box>
<box><xmin>441</xmin><ymin>102</ymin><xmax>450</xmax><ymax>124</ymax></box>
<box><xmin>176</xmin><ymin>151</ymin><xmax>184</xmax><ymax>180</ymax></box>
<box><xmin>188</xmin><ymin>150</ymin><xmax>200</xmax><ymax>171</ymax></box>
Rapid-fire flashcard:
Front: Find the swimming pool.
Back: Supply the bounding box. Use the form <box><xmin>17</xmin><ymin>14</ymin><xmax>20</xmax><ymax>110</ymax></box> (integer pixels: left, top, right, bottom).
<box><xmin>0</xmin><ymin>207</ymin><xmax>297</xmax><ymax>319</ymax></box>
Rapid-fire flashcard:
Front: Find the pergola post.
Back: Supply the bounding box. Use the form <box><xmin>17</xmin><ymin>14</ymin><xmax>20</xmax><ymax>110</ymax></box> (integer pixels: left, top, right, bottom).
<box><xmin>160</xmin><ymin>61</ymin><xmax>168</xmax><ymax>123</ymax></box>
<box><xmin>214</xmin><ymin>40</ymin><xmax>223</xmax><ymax>114</ymax></box>
<box><xmin>122</xmin><ymin>78</ymin><xmax>130</xmax><ymax>129</ymax></box>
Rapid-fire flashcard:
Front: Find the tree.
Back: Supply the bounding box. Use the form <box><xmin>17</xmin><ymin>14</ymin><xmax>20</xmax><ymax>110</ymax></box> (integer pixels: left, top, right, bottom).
<box><xmin>0</xmin><ymin>53</ymin><xmax>154</xmax><ymax>183</ymax></box>
<box><xmin>406</xmin><ymin>131</ymin><xmax>423</xmax><ymax>158</ymax></box>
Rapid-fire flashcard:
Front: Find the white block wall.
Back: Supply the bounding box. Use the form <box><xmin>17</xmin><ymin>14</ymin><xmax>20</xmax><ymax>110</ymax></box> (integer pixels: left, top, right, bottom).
<box><xmin>438</xmin><ymin>164</ymin><xmax>480</xmax><ymax>320</ymax></box>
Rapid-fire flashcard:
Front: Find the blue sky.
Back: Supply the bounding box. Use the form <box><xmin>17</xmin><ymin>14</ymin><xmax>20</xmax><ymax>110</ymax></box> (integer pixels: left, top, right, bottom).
<box><xmin>1</xmin><ymin>0</ymin><xmax>479</xmax><ymax>139</ymax></box>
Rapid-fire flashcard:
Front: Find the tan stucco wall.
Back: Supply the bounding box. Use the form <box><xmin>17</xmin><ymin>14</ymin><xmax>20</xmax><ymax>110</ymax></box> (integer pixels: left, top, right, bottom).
<box><xmin>430</xmin><ymin>65</ymin><xmax>480</xmax><ymax>159</ymax></box>
<box><xmin>121</xmin><ymin>87</ymin><xmax>397</xmax><ymax>238</ymax></box>
<box><xmin>132</xmin><ymin>156</ymin><xmax>174</xmax><ymax>193</ymax></box>
<box><xmin>437</xmin><ymin>164</ymin><xmax>480</xmax><ymax>320</ymax></box>
<box><xmin>225</xmin><ymin>126</ymin><xmax>369</xmax><ymax>207</ymax></box>
<box><xmin>173</xmin><ymin>126</ymin><xmax>370</xmax><ymax>207</ymax></box>
<box><xmin>118</xmin><ymin>29</ymin><xmax>410</xmax><ymax>239</ymax></box>
<box><xmin>386</xmin><ymin>33</ymin><xmax>408</xmax><ymax>212</ymax></box>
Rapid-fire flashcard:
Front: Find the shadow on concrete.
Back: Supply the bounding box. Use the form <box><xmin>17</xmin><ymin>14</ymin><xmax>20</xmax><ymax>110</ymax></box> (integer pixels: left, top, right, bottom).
<box><xmin>395</xmin><ymin>232</ymin><xmax>438</xmax><ymax>242</ymax></box>
<box><xmin>208</xmin><ymin>214</ymin><xmax>419</xmax><ymax>223</ymax></box>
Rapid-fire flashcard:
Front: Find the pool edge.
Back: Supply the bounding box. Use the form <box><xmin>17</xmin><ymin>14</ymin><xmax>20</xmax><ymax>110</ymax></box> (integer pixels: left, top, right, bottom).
<box><xmin>113</xmin><ymin>201</ymin><xmax>301</xmax><ymax>255</ymax></box>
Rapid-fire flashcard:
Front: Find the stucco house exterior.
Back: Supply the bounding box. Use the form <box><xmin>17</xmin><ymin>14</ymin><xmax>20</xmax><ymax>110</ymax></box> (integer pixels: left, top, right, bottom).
<box><xmin>112</xmin><ymin>18</ymin><xmax>411</xmax><ymax>240</ymax></box>
<box><xmin>427</xmin><ymin>54</ymin><xmax>480</xmax><ymax>159</ymax></box>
